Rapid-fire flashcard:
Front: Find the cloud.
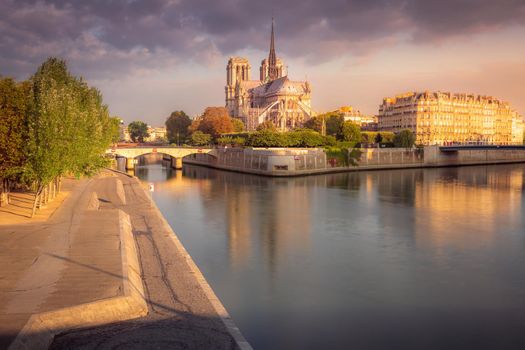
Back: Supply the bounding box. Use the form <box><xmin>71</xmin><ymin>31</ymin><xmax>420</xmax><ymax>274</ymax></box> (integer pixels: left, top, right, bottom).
<box><xmin>1</xmin><ymin>0</ymin><xmax>524</xmax><ymax>80</ymax></box>
<box><xmin>1</xmin><ymin>0</ymin><xmax>524</xmax><ymax>122</ymax></box>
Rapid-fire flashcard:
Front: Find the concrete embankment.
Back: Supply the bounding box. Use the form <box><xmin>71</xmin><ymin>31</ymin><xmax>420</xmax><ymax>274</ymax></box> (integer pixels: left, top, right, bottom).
<box><xmin>0</xmin><ymin>170</ymin><xmax>250</xmax><ymax>350</ymax></box>
<box><xmin>183</xmin><ymin>146</ymin><xmax>525</xmax><ymax>176</ymax></box>
<box><xmin>49</xmin><ymin>170</ymin><xmax>251</xmax><ymax>349</ymax></box>
<box><xmin>0</xmin><ymin>173</ymin><xmax>147</xmax><ymax>350</ymax></box>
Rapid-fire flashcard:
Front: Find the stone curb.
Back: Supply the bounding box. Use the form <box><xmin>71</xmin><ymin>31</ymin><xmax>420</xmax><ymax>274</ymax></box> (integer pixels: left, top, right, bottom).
<box><xmin>8</xmin><ymin>210</ymin><xmax>148</xmax><ymax>350</ymax></box>
<box><xmin>135</xmin><ymin>177</ymin><xmax>253</xmax><ymax>350</ymax></box>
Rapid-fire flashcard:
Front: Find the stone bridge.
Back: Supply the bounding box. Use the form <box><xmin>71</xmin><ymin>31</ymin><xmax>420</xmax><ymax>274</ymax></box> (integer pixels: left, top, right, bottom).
<box><xmin>107</xmin><ymin>146</ymin><xmax>217</xmax><ymax>169</ymax></box>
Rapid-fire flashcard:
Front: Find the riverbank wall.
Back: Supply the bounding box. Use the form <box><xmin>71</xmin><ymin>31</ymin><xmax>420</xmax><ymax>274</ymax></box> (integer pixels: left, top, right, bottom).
<box><xmin>182</xmin><ymin>146</ymin><xmax>525</xmax><ymax>176</ymax></box>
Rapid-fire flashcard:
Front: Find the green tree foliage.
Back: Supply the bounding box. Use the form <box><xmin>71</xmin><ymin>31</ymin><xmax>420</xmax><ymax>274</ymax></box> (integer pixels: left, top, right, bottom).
<box><xmin>107</xmin><ymin>117</ymin><xmax>122</xmax><ymax>144</ymax></box>
<box><xmin>197</xmin><ymin>107</ymin><xmax>234</xmax><ymax>139</ymax></box>
<box><xmin>339</xmin><ymin>121</ymin><xmax>361</xmax><ymax>143</ymax></box>
<box><xmin>165</xmin><ymin>110</ymin><xmax>191</xmax><ymax>144</ymax></box>
<box><xmin>232</xmin><ymin>118</ymin><xmax>245</xmax><ymax>132</ymax></box>
<box><xmin>362</xmin><ymin>132</ymin><xmax>395</xmax><ymax>144</ymax></box>
<box><xmin>324</xmin><ymin>113</ymin><xmax>344</xmax><ymax>137</ymax></box>
<box><xmin>245</xmin><ymin>129</ymin><xmax>335</xmax><ymax>148</ymax></box>
<box><xmin>256</xmin><ymin>119</ymin><xmax>277</xmax><ymax>131</ymax></box>
<box><xmin>287</xmin><ymin>129</ymin><xmax>328</xmax><ymax>147</ymax></box>
<box><xmin>247</xmin><ymin>130</ymin><xmax>287</xmax><ymax>147</ymax></box>
<box><xmin>0</xmin><ymin>78</ymin><xmax>31</xmax><ymax>205</ymax></box>
<box><xmin>217</xmin><ymin>136</ymin><xmax>246</xmax><ymax>146</ymax></box>
<box><xmin>303</xmin><ymin>115</ymin><xmax>324</xmax><ymax>133</ymax></box>
<box><xmin>1</xmin><ymin>57</ymin><xmax>119</xmax><ymax>215</ymax></box>
<box><xmin>128</xmin><ymin>121</ymin><xmax>149</xmax><ymax>143</ymax></box>
<box><xmin>28</xmin><ymin>58</ymin><xmax>117</xmax><ymax>181</ymax></box>
<box><xmin>393</xmin><ymin>129</ymin><xmax>416</xmax><ymax>148</ymax></box>
<box><xmin>0</xmin><ymin>78</ymin><xmax>31</xmax><ymax>181</ymax></box>
<box><xmin>190</xmin><ymin>131</ymin><xmax>212</xmax><ymax>146</ymax></box>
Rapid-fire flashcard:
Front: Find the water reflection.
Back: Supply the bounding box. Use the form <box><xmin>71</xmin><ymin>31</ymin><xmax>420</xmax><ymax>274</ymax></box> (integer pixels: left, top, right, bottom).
<box><xmin>134</xmin><ymin>162</ymin><xmax>525</xmax><ymax>350</ymax></box>
<box><xmin>157</xmin><ymin>166</ymin><xmax>315</xmax><ymax>272</ymax></box>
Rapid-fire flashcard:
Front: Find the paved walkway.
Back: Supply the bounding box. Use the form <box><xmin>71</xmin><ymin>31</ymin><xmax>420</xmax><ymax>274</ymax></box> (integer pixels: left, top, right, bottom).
<box><xmin>0</xmin><ymin>171</ymin><xmax>244</xmax><ymax>349</ymax></box>
<box><xmin>50</xmin><ymin>172</ymin><xmax>241</xmax><ymax>349</ymax></box>
<box><xmin>0</xmin><ymin>173</ymin><xmax>124</xmax><ymax>349</ymax></box>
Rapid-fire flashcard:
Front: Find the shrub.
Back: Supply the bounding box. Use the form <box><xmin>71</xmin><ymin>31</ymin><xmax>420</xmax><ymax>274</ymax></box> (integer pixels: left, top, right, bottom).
<box><xmin>289</xmin><ymin>130</ymin><xmax>326</xmax><ymax>147</ymax></box>
<box><xmin>190</xmin><ymin>131</ymin><xmax>212</xmax><ymax>146</ymax></box>
<box><xmin>217</xmin><ymin>136</ymin><xmax>246</xmax><ymax>146</ymax></box>
<box><xmin>339</xmin><ymin>121</ymin><xmax>361</xmax><ymax>143</ymax></box>
<box><xmin>393</xmin><ymin>129</ymin><xmax>416</xmax><ymax>148</ymax></box>
<box><xmin>247</xmin><ymin>130</ymin><xmax>287</xmax><ymax>147</ymax></box>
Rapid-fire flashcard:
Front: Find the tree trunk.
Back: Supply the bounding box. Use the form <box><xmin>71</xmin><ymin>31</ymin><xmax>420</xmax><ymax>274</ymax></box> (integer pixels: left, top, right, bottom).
<box><xmin>31</xmin><ymin>184</ymin><xmax>43</xmax><ymax>218</ymax></box>
<box><xmin>42</xmin><ymin>185</ymin><xmax>47</xmax><ymax>206</ymax></box>
<box><xmin>46</xmin><ymin>183</ymin><xmax>50</xmax><ymax>204</ymax></box>
<box><xmin>6</xmin><ymin>179</ymin><xmax>10</xmax><ymax>205</ymax></box>
<box><xmin>0</xmin><ymin>179</ymin><xmax>5</xmax><ymax>207</ymax></box>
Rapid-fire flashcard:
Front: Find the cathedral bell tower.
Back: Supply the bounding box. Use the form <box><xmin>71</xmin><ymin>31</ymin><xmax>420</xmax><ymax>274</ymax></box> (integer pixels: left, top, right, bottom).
<box><xmin>225</xmin><ymin>57</ymin><xmax>251</xmax><ymax>115</ymax></box>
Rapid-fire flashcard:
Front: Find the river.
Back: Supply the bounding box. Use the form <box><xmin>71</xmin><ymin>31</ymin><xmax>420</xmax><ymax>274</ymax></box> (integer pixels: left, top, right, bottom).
<box><xmin>133</xmin><ymin>162</ymin><xmax>525</xmax><ymax>350</ymax></box>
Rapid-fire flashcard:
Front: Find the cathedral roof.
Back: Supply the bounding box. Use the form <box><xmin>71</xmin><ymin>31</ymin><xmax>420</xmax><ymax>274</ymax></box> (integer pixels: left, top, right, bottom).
<box><xmin>250</xmin><ymin>76</ymin><xmax>309</xmax><ymax>97</ymax></box>
<box><xmin>239</xmin><ymin>80</ymin><xmax>261</xmax><ymax>90</ymax></box>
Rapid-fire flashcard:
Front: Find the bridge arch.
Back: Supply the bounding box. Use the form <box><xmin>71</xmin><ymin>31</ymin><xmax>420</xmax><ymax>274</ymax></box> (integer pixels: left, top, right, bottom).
<box><xmin>107</xmin><ymin>147</ymin><xmax>217</xmax><ymax>170</ymax></box>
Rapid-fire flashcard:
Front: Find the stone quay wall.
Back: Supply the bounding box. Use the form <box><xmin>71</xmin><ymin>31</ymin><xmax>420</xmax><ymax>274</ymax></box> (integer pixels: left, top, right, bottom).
<box><xmin>182</xmin><ymin>146</ymin><xmax>525</xmax><ymax>176</ymax></box>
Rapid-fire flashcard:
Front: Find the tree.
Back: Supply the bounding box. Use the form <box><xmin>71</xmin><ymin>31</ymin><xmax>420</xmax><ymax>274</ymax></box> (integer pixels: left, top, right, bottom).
<box><xmin>232</xmin><ymin>118</ymin><xmax>245</xmax><ymax>132</ymax></box>
<box><xmin>190</xmin><ymin>131</ymin><xmax>212</xmax><ymax>146</ymax></box>
<box><xmin>197</xmin><ymin>107</ymin><xmax>234</xmax><ymax>139</ymax></box>
<box><xmin>247</xmin><ymin>130</ymin><xmax>287</xmax><ymax>147</ymax></box>
<box><xmin>289</xmin><ymin>129</ymin><xmax>326</xmax><ymax>147</ymax></box>
<box><xmin>24</xmin><ymin>57</ymin><xmax>118</xmax><ymax>216</ymax></box>
<box><xmin>303</xmin><ymin>116</ymin><xmax>324</xmax><ymax>133</ymax></box>
<box><xmin>0</xmin><ymin>78</ymin><xmax>31</xmax><ymax>205</ymax></box>
<box><xmin>393</xmin><ymin>129</ymin><xmax>416</xmax><ymax>148</ymax></box>
<box><xmin>165</xmin><ymin>110</ymin><xmax>191</xmax><ymax>144</ymax></box>
<box><xmin>128</xmin><ymin>121</ymin><xmax>149</xmax><ymax>143</ymax></box>
<box><xmin>339</xmin><ymin>121</ymin><xmax>361</xmax><ymax>143</ymax></box>
<box><xmin>256</xmin><ymin>119</ymin><xmax>277</xmax><ymax>131</ymax></box>
<box><xmin>322</xmin><ymin>113</ymin><xmax>344</xmax><ymax>137</ymax></box>
<box><xmin>188</xmin><ymin>118</ymin><xmax>201</xmax><ymax>135</ymax></box>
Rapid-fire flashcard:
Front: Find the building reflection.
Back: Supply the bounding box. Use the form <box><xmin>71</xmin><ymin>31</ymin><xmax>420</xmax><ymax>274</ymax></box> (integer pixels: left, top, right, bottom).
<box><xmin>225</xmin><ymin>185</ymin><xmax>252</xmax><ymax>268</ymax></box>
<box><xmin>180</xmin><ymin>166</ymin><xmax>313</xmax><ymax>273</ymax></box>
<box><xmin>135</xmin><ymin>161</ymin><xmax>525</xmax><ymax>274</ymax></box>
<box><xmin>413</xmin><ymin>166</ymin><xmax>524</xmax><ymax>250</ymax></box>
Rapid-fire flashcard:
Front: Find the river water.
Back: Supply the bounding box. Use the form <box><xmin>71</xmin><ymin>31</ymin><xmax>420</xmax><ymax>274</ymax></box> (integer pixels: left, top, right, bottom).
<box><xmin>133</xmin><ymin>162</ymin><xmax>525</xmax><ymax>350</ymax></box>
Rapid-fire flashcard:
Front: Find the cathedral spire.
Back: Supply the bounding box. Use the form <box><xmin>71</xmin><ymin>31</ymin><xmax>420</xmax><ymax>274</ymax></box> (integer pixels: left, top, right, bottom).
<box><xmin>268</xmin><ymin>17</ymin><xmax>278</xmax><ymax>81</ymax></box>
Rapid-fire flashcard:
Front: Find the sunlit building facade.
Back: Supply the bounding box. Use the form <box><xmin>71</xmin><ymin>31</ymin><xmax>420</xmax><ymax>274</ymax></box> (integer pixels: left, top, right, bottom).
<box><xmin>378</xmin><ymin>91</ymin><xmax>524</xmax><ymax>145</ymax></box>
<box><xmin>338</xmin><ymin>106</ymin><xmax>378</xmax><ymax>131</ymax></box>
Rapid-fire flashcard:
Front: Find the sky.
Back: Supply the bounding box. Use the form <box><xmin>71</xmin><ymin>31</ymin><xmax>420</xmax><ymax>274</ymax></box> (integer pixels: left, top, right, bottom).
<box><xmin>1</xmin><ymin>0</ymin><xmax>525</xmax><ymax>125</ymax></box>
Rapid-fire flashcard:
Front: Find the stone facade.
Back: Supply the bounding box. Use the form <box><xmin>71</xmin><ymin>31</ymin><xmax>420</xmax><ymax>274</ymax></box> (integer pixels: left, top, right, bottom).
<box><xmin>338</xmin><ymin>106</ymin><xmax>378</xmax><ymax>130</ymax></box>
<box><xmin>378</xmin><ymin>91</ymin><xmax>524</xmax><ymax>145</ymax></box>
<box><xmin>183</xmin><ymin>146</ymin><xmax>525</xmax><ymax>176</ymax></box>
<box><xmin>225</xmin><ymin>20</ymin><xmax>314</xmax><ymax>131</ymax></box>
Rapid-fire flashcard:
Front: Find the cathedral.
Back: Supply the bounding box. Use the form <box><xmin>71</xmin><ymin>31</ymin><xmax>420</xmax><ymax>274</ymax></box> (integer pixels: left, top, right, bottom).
<box><xmin>225</xmin><ymin>20</ymin><xmax>315</xmax><ymax>131</ymax></box>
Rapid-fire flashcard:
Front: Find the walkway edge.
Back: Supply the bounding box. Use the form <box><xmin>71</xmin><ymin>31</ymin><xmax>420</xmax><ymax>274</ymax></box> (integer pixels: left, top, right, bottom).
<box><xmin>8</xmin><ymin>210</ymin><xmax>148</xmax><ymax>350</ymax></box>
<box><xmin>137</xmin><ymin>177</ymin><xmax>253</xmax><ymax>350</ymax></box>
